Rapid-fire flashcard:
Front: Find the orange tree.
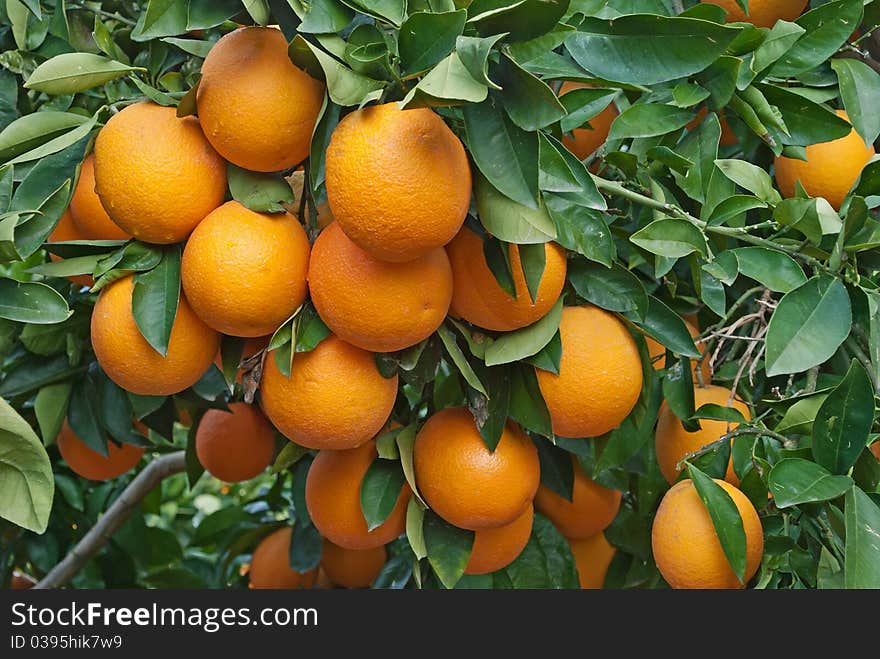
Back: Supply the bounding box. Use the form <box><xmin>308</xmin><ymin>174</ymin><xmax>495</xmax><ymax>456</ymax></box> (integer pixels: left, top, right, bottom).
<box><xmin>1</xmin><ymin>0</ymin><xmax>879</xmax><ymax>590</ymax></box>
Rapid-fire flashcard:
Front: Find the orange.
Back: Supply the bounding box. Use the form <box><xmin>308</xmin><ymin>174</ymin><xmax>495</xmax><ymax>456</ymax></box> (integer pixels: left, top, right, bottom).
<box><xmin>259</xmin><ymin>336</ymin><xmax>398</xmax><ymax>450</ymax></box>
<box><xmin>655</xmin><ymin>384</ymin><xmax>751</xmax><ymax>485</ymax></box>
<box><xmin>91</xmin><ymin>276</ymin><xmax>220</xmax><ymax>396</ymax></box>
<box><xmin>645</xmin><ymin>317</ymin><xmax>711</xmax><ymax>382</ymax></box>
<box><xmin>570</xmin><ymin>533</ymin><xmax>616</xmax><ymax>589</ymax></box>
<box><xmin>536</xmin><ymin>306</ymin><xmax>643</xmax><ymax>438</ymax></box>
<box><xmin>560</xmin><ymin>81</ymin><xmax>618</xmax><ymax>160</ymax></box>
<box><xmin>535</xmin><ymin>455</ymin><xmax>621</xmax><ymax>538</ymax></box>
<box><xmin>56</xmin><ymin>421</ymin><xmax>145</xmax><ymax>481</ymax></box>
<box><xmin>413</xmin><ymin>407</ymin><xmax>540</xmax><ymax>531</ymax></box>
<box><xmin>870</xmin><ymin>441</ymin><xmax>880</xmax><ymax>461</ymax></box>
<box><xmin>181</xmin><ymin>201</ymin><xmax>310</xmax><ymax>337</ymax></box>
<box><xmin>651</xmin><ymin>478</ymin><xmax>764</xmax><ymax>589</ymax></box>
<box><xmin>775</xmin><ymin>110</ymin><xmax>875</xmax><ymax>210</ymax></box>
<box><xmin>69</xmin><ymin>154</ymin><xmax>129</xmax><ymax>240</ymax></box>
<box><xmin>306</xmin><ymin>440</ymin><xmax>411</xmax><ymax>550</ymax></box>
<box><xmin>197</xmin><ymin>27</ymin><xmax>324</xmax><ymax>172</ymax></box>
<box><xmin>465</xmin><ymin>505</ymin><xmax>533</xmax><ymax>575</ymax></box>
<box><xmin>308</xmin><ymin>222</ymin><xmax>453</xmax><ymax>352</ymax></box>
<box><xmin>10</xmin><ymin>571</ymin><xmax>36</xmax><ymax>590</ymax></box>
<box><xmin>447</xmin><ymin>226</ymin><xmax>568</xmax><ymax>332</ymax></box>
<box><xmin>703</xmin><ymin>0</ymin><xmax>808</xmax><ymax>27</ymax></box>
<box><xmin>325</xmin><ymin>102</ymin><xmax>471</xmax><ymax>262</ymax></box>
<box><xmin>47</xmin><ymin>209</ymin><xmax>92</xmax><ymax>288</ymax></box>
<box><xmin>320</xmin><ymin>540</ymin><xmax>386</xmax><ymax>588</ymax></box>
<box><xmin>195</xmin><ymin>403</ymin><xmax>276</xmax><ymax>483</ymax></box>
<box><xmin>249</xmin><ymin>527</ymin><xmax>317</xmax><ymax>589</ymax></box>
<box><xmin>94</xmin><ymin>102</ymin><xmax>226</xmax><ymax>244</ymax></box>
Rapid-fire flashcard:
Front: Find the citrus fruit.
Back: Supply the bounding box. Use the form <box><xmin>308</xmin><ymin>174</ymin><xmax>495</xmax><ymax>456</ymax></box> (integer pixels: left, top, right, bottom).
<box><xmin>195</xmin><ymin>403</ymin><xmax>276</xmax><ymax>483</ymax></box>
<box><xmin>655</xmin><ymin>384</ymin><xmax>751</xmax><ymax>485</ymax></box>
<box><xmin>259</xmin><ymin>336</ymin><xmax>398</xmax><ymax>450</ymax></box>
<box><xmin>872</xmin><ymin>441</ymin><xmax>880</xmax><ymax>461</ymax></box>
<box><xmin>325</xmin><ymin>102</ymin><xmax>471</xmax><ymax>262</ymax></box>
<box><xmin>413</xmin><ymin>407</ymin><xmax>540</xmax><ymax>531</ymax></box>
<box><xmin>249</xmin><ymin>527</ymin><xmax>317</xmax><ymax>589</ymax></box>
<box><xmin>10</xmin><ymin>571</ymin><xmax>36</xmax><ymax>589</ymax></box>
<box><xmin>93</xmin><ymin>102</ymin><xmax>226</xmax><ymax>244</ymax></box>
<box><xmin>91</xmin><ymin>275</ymin><xmax>220</xmax><ymax>396</ymax></box>
<box><xmin>47</xmin><ymin>210</ymin><xmax>92</xmax><ymax>288</ymax></box>
<box><xmin>320</xmin><ymin>540</ymin><xmax>386</xmax><ymax>588</ymax></box>
<box><xmin>465</xmin><ymin>505</ymin><xmax>534</xmax><ymax>575</ymax></box>
<box><xmin>651</xmin><ymin>478</ymin><xmax>764</xmax><ymax>589</ymax></box>
<box><xmin>197</xmin><ymin>26</ymin><xmax>324</xmax><ymax>172</ymax></box>
<box><xmin>644</xmin><ymin>316</ymin><xmax>711</xmax><ymax>382</ymax></box>
<box><xmin>69</xmin><ymin>154</ymin><xmax>129</xmax><ymax>240</ymax></box>
<box><xmin>534</xmin><ymin>455</ymin><xmax>621</xmax><ymax>538</ymax></box>
<box><xmin>536</xmin><ymin>305</ymin><xmax>643</xmax><ymax>438</ymax></box>
<box><xmin>308</xmin><ymin>222</ymin><xmax>452</xmax><ymax>352</ymax></box>
<box><xmin>56</xmin><ymin>421</ymin><xmax>145</xmax><ymax>481</ymax></box>
<box><xmin>446</xmin><ymin>226</ymin><xmax>567</xmax><ymax>332</ymax></box>
<box><xmin>703</xmin><ymin>0</ymin><xmax>808</xmax><ymax>27</ymax></box>
<box><xmin>181</xmin><ymin>201</ymin><xmax>310</xmax><ymax>337</ymax></box>
<box><xmin>559</xmin><ymin>81</ymin><xmax>618</xmax><ymax>161</ymax></box>
<box><xmin>569</xmin><ymin>533</ymin><xmax>616</xmax><ymax>589</ymax></box>
<box><xmin>306</xmin><ymin>440</ymin><xmax>411</xmax><ymax>550</ymax></box>
<box><xmin>774</xmin><ymin>109</ymin><xmax>875</xmax><ymax>210</ymax></box>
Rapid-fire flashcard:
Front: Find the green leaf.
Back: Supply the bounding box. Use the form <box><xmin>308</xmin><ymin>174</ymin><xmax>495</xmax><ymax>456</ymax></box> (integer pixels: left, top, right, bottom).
<box><xmin>132</xmin><ymin>245</ymin><xmax>182</xmax><ymax>357</ymax></box>
<box><xmin>663</xmin><ymin>356</ymin><xmax>696</xmax><ymax>429</ymax></box>
<box><xmin>831</xmin><ymin>58</ymin><xmax>880</xmax><ymax>146</ymax></box>
<box><xmin>455</xmin><ymin>34</ymin><xmax>504</xmax><ymax>90</ymax></box>
<box><xmin>509</xmin><ymin>364</ymin><xmax>552</xmax><ymax>437</ymax></box>
<box><xmin>466</xmin><ymin>0</ymin><xmax>569</xmax><ymax>42</ymax></box>
<box><xmin>497</xmin><ymin>53</ymin><xmax>566</xmax><ymax>131</ymax></box>
<box><xmin>566</xmin><ymin>15</ymin><xmax>739</xmax><ymax>86</ymax></box>
<box><xmin>692</xmin><ymin>403</ymin><xmax>748</xmax><ymax>426</ymax></box>
<box><xmin>0</xmin><ymin>111</ymin><xmax>89</xmax><ymax>162</ymax></box>
<box><xmin>769</xmin><ymin>0</ymin><xmax>864</xmax><ymax>78</ymax></box>
<box><xmin>607</xmin><ymin>103</ymin><xmax>694</xmax><ymax>140</ymax></box>
<box><xmin>290</xmin><ymin>0</ymin><xmax>356</xmax><ymax>34</ymax></box>
<box><xmin>776</xmin><ymin>393</ymin><xmax>829</xmax><ymax>435</ymax></box>
<box><xmin>765</xmin><ymin>275</ymin><xmax>852</xmax><ymax>377</ymax></box>
<box><xmin>395</xmin><ymin>423</ymin><xmax>426</xmax><ymax>507</ymax></box>
<box><xmin>730</xmin><ymin>247</ymin><xmax>806</xmax><ymax>293</ymax></box>
<box><xmin>288</xmin><ymin>35</ymin><xmax>384</xmax><ymax>107</ymax></box>
<box><xmin>687</xmin><ymin>463</ymin><xmax>747</xmax><ymax>584</ymax></box>
<box><xmin>34</xmin><ymin>381</ymin><xmax>72</xmax><ymax>445</ymax></box>
<box><xmin>750</xmin><ymin>20</ymin><xmax>805</xmax><ymax>77</ymax></box>
<box><xmin>185</xmin><ymin>0</ymin><xmax>240</xmax><ymax>30</ymax></box>
<box><xmin>24</xmin><ymin>53</ymin><xmax>143</xmax><ymax>95</ymax></box>
<box><xmin>242</xmin><ymin>0</ymin><xmax>271</xmax><ymax>24</ymax></box>
<box><xmin>437</xmin><ymin>324</ymin><xmax>488</xmax><ymax>396</ymax></box>
<box><xmin>0</xmin><ymin>396</ymin><xmax>55</xmax><ymax>533</ymax></box>
<box><xmin>844</xmin><ymin>486</ymin><xmax>880</xmax><ymax>589</ymax></box>
<box><xmin>128</xmin><ymin>77</ymin><xmax>177</xmax><ymax>107</ymax></box>
<box><xmin>715</xmin><ymin>159</ymin><xmax>782</xmax><ymax>204</ymax></box>
<box><xmin>0</xmin><ymin>279</ymin><xmax>72</xmax><ymax>324</ymax></box>
<box><xmin>535</xmin><ymin>436</ymin><xmax>573</xmax><ymax>501</ymax></box>
<box><xmin>812</xmin><ymin>359</ymin><xmax>875</xmax><ymax>475</ymax></box>
<box><xmin>160</xmin><ymin>37</ymin><xmax>214</xmax><ymax>58</ymax></box>
<box><xmin>759</xmin><ymin>84</ymin><xmax>852</xmax><ymax>148</ymax></box>
<box><xmin>544</xmin><ymin>194</ymin><xmax>615</xmax><ymax>267</ymax></box>
<box><xmin>344</xmin><ymin>0</ymin><xmax>406</xmax><ymax>26</ymax></box>
<box><xmin>630</xmin><ymin>218</ymin><xmax>708</xmax><ymax>259</ymax></box>
<box><xmin>227</xmin><ymin>164</ymin><xmax>295</xmax><ymax>213</ymax></box>
<box><xmin>398</xmin><ymin>10</ymin><xmax>467</xmax><ymax>76</ymax></box>
<box><xmin>568</xmin><ymin>260</ymin><xmax>647</xmax><ymax>318</ymax></box>
<box><xmin>624</xmin><ymin>296</ymin><xmax>700</xmax><ymax>358</ymax></box>
<box><xmin>484</xmin><ymin>298</ymin><xmax>563</xmax><ymax>366</ymax></box>
<box><xmin>559</xmin><ymin>86</ymin><xmax>618</xmax><ymax>134</ymax></box>
<box><xmin>474</xmin><ymin>174</ymin><xmax>555</xmax><ymax>243</ymax></box>
<box><xmin>360</xmin><ymin>458</ymin><xmax>406</xmax><ymax>532</ymax></box>
<box><xmin>501</xmin><ymin>512</ymin><xmax>577</xmax><ymax>588</ymax></box>
<box><xmin>463</xmin><ymin>99</ymin><xmax>539</xmax><ymax>209</ymax></box>
<box><xmin>768</xmin><ymin>459</ymin><xmax>853</xmax><ymax>509</ymax></box>
<box><xmin>519</xmin><ymin>242</ymin><xmax>545</xmax><ymax>304</ymax></box>
<box><xmin>406</xmin><ymin>497</ymin><xmax>427</xmax><ymax>559</ymax></box>
<box><xmin>399</xmin><ymin>51</ymin><xmax>488</xmax><ymax>108</ymax></box>
<box><xmin>423</xmin><ymin>509</ymin><xmax>474</xmax><ymax>589</ymax></box>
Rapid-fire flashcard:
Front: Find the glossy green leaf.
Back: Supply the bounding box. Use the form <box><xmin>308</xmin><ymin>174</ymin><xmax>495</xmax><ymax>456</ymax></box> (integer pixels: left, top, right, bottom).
<box><xmin>398</xmin><ymin>10</ymin><xmax>466</xmax><ymax>76</ymax></box>
<box><xmin>24</xmin><ymin>53</ymin><xmax>143</xmax><ymax>95</ymax></box>
<box><xmin>624</xmin><ymin>296</ymin><xmax>700</xmax><ymax>358</ymax></box>
<box><xmin>544</xmin><ymin>194</ymin><xmax>615</xmax><ymax>267</ymax></box>
<box><xmin>484</xmin><ymin>298</ymin><xmax>563</xmax><ymax>366</ymax></box>
<box><xmin>399</xmin><ymin>51</ymin><xmax>488</xmax><ymax>108</ymax></box>
<box><xmin>132</xmin><ymin>245</ymin><xmax>182</xmax><ymax>357</ymax></box>
<box><xmin>568</xmin><ymin>259</ymin><xmax>647</xmax><ymax>318</ymax></box>
<box><xmin>731</xmin><ymin>247</ymin><xmax>806</xmax><ymax>293</ymax></box>
<box><xmin>437</xmin><ymin>324</ymin><xmax>487</xmax><ymax>396</ymax></box>
<box><xmin>474</xmin><ymin>174</ymin><xmax>555</xmax><ymax>243</ymax></box>
<box><xmin>768</xmin><ymin>458</ymin><xmax>852</xmax><ymax>509</ymax></box>
<box><xmin>34</xmin><ymin>381</ymin><xmax>72</xmax><ymax>445</ymax></box>
<box><xmin>360</xmin><ymin>458</ymin><xmax>406</xmax><ymax>531</ymax></box>
<box><xmin>0</xmin><ymin>279</ymin><xmax>72</xmax><ymax>324</ymax></box>
<box><xmin>423</xmin><ymin>509</ymin><xmax>474</xmax><ymax>589</ymax></box>
<box><xmin>631</xmin><ymin>218</ymin><xmax>708</xmax><ymax>259</ymax></box>
<box><xmin>608</xmin><ymin>103</ymin><xmax>694</xmax><ymax>140</ymax></box>
<box><xmin>844</xmin><ymin>486</ymin><xmax>880</xmax><ymax>589</ymax></box>
<box><xmin>227</xmin><ymin>164</ymin><xmax>295</xmax><ymax>213</ymax></box>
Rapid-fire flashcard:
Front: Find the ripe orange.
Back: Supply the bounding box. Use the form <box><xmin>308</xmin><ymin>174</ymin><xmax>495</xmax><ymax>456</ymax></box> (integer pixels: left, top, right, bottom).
<box><xmin>93</xmin><ymin>102</ymin><xmax>226</xmax><ymax>244</ymax></box>
<box><xmin>652</xmin><ymin>478</ymin><xmax>764</xmax><ymax>589</ymax></box>
<box><xmin>306</xmin><ymin>440</ymin><xmax>412</xmax><ymax>550</ymax></box>
<box><xmin>644</xmin><ymin>317</ymin><xmax>711</xmax><ymax>382</ymax></box>
<box><xmin>91</xmin><ymin>276</ymin><xmax>220</xmax><ymax>396</ymax></box>
<box><xmin>197</xmin><ymin>27</ymin><xmax>324</xmax><ymax>172</ymax></box>
<box><xmin>535</xmin><ymin>455</ymin><xmax>621</xmax><ymax>538</ymax></box>
<box><xmin>56</xmin><ymin>421</ymin><xmax>145</xmax><ymax>481</ymax></box>
<box><xmin>569</xmin><ymin>533</ymin><xmax>616</xmax><ymax>589</ymax></box>
<box><xmin>47</xmin><ymin>210</ymin><xmax>92</xmax><ymax>288</ymax></box>
<box><xmin>446</xmin><ymin>227</ymin><xmax>568</xmax><ymax>332</ymax></box>
<box><xmin>195</xmin><ymin>403</ymin><xmax>276</xmax><ymax>483</ymax></box>
<box><xmin>259</xmin><ymin>336</ymin><xmax>398</xmax><ymax>450</ymax></box>
<box><xmin>69</xmin><ymin>154</ymin><xmax>129</xmax><ymax>240</ymax></box>
<box><xmin>320</xmin><ymin>540</ymin><xmax>386</xmax><ymax>588</ymax></box>
<box><xmin>775</xmin><ymin>110</ymin><xmax>875</xmax><ymax>210</ymax></box>
<box><xmin>655</xmin><ymin>384</ymin><xmax>751</xmax><ymax>485</ymax></box>
<box><xmin>181</xmin><ymin>201</ymin><xmax>310</xmax><ymax>337</ymax></box>
<box><xmin>559</xmin><ymin>81</ymin><xmax>618</xmax><ymax>161</ymax></box>
<box><xmin>249</xmin><ymin>527</ymin><xmax>318</xmax><ymax>589</ymax></box>
<box><xmin>703</xmin><ymin>0</ymin><xmax>808</xmax><ymax>27</ymax></box>
<box><xmin>465</xmin><ymin>505</ymin><xmax>533</xmax><ymax>575</ymax></box>
<box><xmin>308</xmin><ymin>222</ymin><xmax>453</xmax><ymax>352</ymax></box>
<box><xmin>536</xmin><ymin>306</ymin><xmax>643</xmax><ymax>438</ymax></box>
<box><xmin>325</xmin><ymin>102</ymin><xmax>471</xmax><ymax>262</ymax></box>
<box><xmin>871</xmin><ymin>441</ymin><xmax>880</xmax><ymax>461</ymax></box>
<box><xmin>413</xmin><ymin>407</ymin><xmax>540</xmax><ymax>531</ymax></box>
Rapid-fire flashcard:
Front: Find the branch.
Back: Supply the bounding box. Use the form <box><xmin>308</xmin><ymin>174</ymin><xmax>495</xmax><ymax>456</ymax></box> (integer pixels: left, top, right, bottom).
<box><xmin>35</xmin><ymin>451</ymin><xmax>187</xmax><ymax>590</ymax></box>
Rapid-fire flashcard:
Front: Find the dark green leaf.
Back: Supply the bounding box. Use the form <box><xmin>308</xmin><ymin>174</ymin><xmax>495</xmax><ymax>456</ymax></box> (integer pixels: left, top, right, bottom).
<box><xmin>608</xmin><ymin>103</ymin><xmax>694</xmax><ymax>140</ymax></box>
<box><xmin>360</xmin><ymin>458</ymin><xmax>406</xmax><ymax>531</ymax></box>
<box><xmin>845</xmin><ymin>485</ymin><xmax>880</xmax><ymax>588</ymax></box>
<box><xmin>132</xmin><ymin>245</ymin><xmax>181</xmax><ymax>357</ymax></box>
<box><xmin>768</xmin><ymin>458</ymin><xmax>853</xmax><ymax>508</ymax></box>
<box><xmin>423</xmin><ymin>509</ymin><xmax>474</xmax><ymax>589</ymax></box>
<box><xmin>484</xmin><ymin>298</ymin><xmax>563</xmax><ymax>366</ymax></box>
<box><xmin>568</xmin><ymin>259</ymin><xmax>647</xmax><ymax>318</ymax></box>
<box><xmin>0</xmin><ymin>279</ymin><xmax>72</xmax><ymax>324</ymax></box>
<box><xmin>398</xmin><ymin>10</ymin><xmax>466</xmax><ymax>76</ymax></box>
<box><xmin>624</xmin><ymin>296</ymin><xmax>700</xmax><ymax>358</ymax></box>
<box><xmin>227</xmin><ymin>164</ymin><xmax>295</xmax><ymax>213</ymax></box>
